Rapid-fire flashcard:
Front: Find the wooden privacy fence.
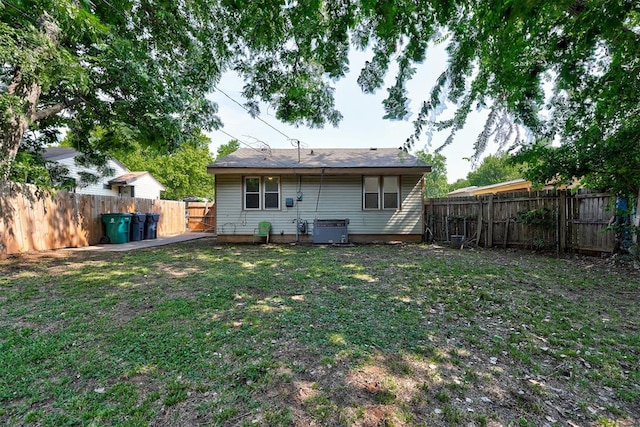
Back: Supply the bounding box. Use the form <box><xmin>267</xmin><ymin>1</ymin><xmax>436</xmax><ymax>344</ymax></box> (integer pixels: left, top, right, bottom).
<box><xmin>0</xmin><ymin>183</ymin><xmax>186</xmax><ymax>257</ymax></box>
<box><xmin>185</xmin><ymin>202</ymin><xmax>216</xmax><ymax>232</ymax></box>
<box><xmin>425</xmin><ymin>190</ymin><xmax>616</xmax><ymax>254</ymax></box>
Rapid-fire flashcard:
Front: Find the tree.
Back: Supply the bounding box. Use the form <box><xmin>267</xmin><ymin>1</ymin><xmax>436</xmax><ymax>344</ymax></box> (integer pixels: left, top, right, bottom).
<box><xmin>1</xmin><ymin>0</ymin><xmax>345</xmax><ymax>183</ymax></box>
<box><xmin>465</xmin><ymin>154</ymin><xmax>523</xmax><ymax>187</ymax></box>
<box><xmin>215</xmin><ymin>140</ymin><xmax>240</xmax><ymax>161</ymax></box>
<box><xmin>416</xmin><ymin>151</ymin><xmax>449</xmax><ymax>198</ymax></box>
<box><xmin>517</xmin><ymin>129</ymin><xmax>640</xmax><ymax>197</ymax></box>
<box><xmin>112</xmin><ymin>133</ymin><xmax>215</xmax><ymax>200</ymax></box>
<box><xmin>2</xmin><ymin>0</ymin><xmax>638</xmax><ymax>206</ymax></box>
<box><xmin>448</xmin><ymin>153</ymin><xmax>524</xmax><ymax>191</ymax></box>
<box><xmin>449</xmin><ymin>178</ymin><xmax>471</xmax><ymax>192</ymax></box>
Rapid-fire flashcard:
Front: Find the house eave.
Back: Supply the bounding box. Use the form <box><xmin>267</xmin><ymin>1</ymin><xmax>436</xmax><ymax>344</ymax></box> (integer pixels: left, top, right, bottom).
<box><xmin>207</xmin><ymin>166</ymin><xmax>431</xmax><ymax>176</ymax></box>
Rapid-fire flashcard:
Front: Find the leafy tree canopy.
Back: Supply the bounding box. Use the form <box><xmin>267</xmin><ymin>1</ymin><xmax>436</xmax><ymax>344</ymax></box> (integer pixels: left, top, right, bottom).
<box><xmin>449</xmin><ymin>153</ymin><xmax>525</xmax><ymax>191</ymax></box>
<box><xmin>449</xmin><ymin>178</ymin><xmax>470</xmax><ymax>192</ymax></box>
<box><xmin>111</xmin><ymin>133</ymin><xmax>215</xmax><ymax>200</ymax></box>
<box><xmin>416</xmin><ymin>151</ymin><xmax>449</xmax><ymax>198</ymax></box>
<box><xmin>465</xmin><ymin>154</ymin><xmax>524</xmax><ymax>187</ymax></box>
<box><xmin>2</xmin><ymin>0</ymin><xmax>638</xmax><ymax>199</ymax></box>
<box><xmin>517</xmin><ymin>129</ymin><xmax>640</xmax><ymax>196</ymax></box>
<box><xmin>215</xmin><ymin>139</ymin><xmax>240</xmax><ymax>161</ymax></box>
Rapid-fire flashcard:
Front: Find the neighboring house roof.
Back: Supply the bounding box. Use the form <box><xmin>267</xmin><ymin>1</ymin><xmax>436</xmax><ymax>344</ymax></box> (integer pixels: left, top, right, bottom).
<box><xmin>108</xmin><ymin>172</ymin><xmax>166</xmax><ymax>190</ymax></box>
<box><xmin>448</xmin><ymin>179</ymin><xmax>534</xmax><ymax>197</ymax></box>
<box><xmin>469</xmin><ymin>179</ymin><xmax>532</xmax><ymax>196</ymax></box>
<box><xmin>42</xmin><ymin>147</ymin><xmax>78</xmax><ymax>161</ymax></box>
<box><xmin>208</xmin><ymin>147</ymin><xmax>431</xmax><ymax>175</ymax></box>
<box><xmin>42</xmin><ymin>147</ymin><xmax>129</xmax><ymax>171</ymax></box>
<box><xmin>448</xmin><ymin>178</ymin><xmax>583</xmax><ymax>197</ymax></box>
<box><xmin>448</xmin><ymin>186</ymin><xmax>479</xmax><ymax>197</ymax></box>
<box><xmin>448</xmin><ymin>179</ymin><xmax>531</xmax><ymax>197</ymax></box>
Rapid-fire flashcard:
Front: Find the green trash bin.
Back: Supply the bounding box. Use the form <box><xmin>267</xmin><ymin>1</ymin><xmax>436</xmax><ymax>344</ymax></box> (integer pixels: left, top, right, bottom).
<box><xmin>101</xmin><ymin>213</ymin><xmax>133</xmax><ymax>244</ymax></box>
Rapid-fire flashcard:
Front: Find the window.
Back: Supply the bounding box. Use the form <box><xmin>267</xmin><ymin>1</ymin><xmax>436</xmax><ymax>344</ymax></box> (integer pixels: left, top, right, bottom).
<box><xmin>244</xmin><ymin>176</ymin><xmax>280</xmax><ymax>210</ymax></box>
<box><xmin>244</xmin><ymin>177</ymin><xmax>260</xmax><ymax>209</ymax></box>
<box><xmin>363</xmin><ymin>176</ymin><xmax>400</xmax><ymax>210</ymax></box>
<box><xmin>363</xmin><ymin>176</ymin><xmax>380</xmax><ymax>209</ymax></box>
<box><xmin>263</xmin><ymin>176</ymin><xmax>280</xmax><ymax>210</ymax></box>
<box><xmin>382</xmin><ymin>176</ymin><xmax>399</xmax><ymax>209</ymax></box>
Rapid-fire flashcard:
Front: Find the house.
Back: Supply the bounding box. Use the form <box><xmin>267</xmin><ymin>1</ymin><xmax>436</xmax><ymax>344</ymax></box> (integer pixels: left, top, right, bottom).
<box><xmin>207</xmin><ymin>147</ymin><xmax>431</xmax><ymax>243</ymax></box>
<box><xmin>447</xmin><ymin>178</ymin><xmax>581</xmax><ymax>197</ymax></box>
<box><xmin>43</xmin><ymin>147</ymin><xmax>165</xmax><ymax>199</ymax></box>
<box><xmin>448</xmin><ymin>179</ymin><xmax>532</xmax><ymax>197</ymax></box>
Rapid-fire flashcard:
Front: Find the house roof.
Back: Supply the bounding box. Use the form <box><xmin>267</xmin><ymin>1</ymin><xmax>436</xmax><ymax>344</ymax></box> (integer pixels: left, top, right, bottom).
<box><xmin>208</xmin><ymin>148</ymin><xmax>431</xmax><ymax>175</ymax></box>
<box><xmin>448</xmin><ymin>178</ymin><xmax>583</xmax><ymax>197</ymax></box>
<box><xmin>43</xmin><ymin>147</ymin><xmax>130</xmax><ymax>171</ymax></box>
<box><xmin>108</xmin><ymin>172</ymin><xmax>166</xmax><ymax>190</ymax></box>
<box><xmin>447</xmin><ymin>186</ymin><xmax>479</xmax><ymax>197</ymax></box>
<box><xmin>448</xmin><ymin>179</ymin><xmax>532</xmax><ymax>197</ymax></box>
<box><xmin>42</xmin><ymin>147</ymin><xmax>80</xmax><ymax>161</ymax></box>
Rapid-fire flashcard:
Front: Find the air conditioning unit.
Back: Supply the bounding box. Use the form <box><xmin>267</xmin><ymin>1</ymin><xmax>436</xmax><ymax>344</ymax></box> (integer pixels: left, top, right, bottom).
<box><xmin>313</xmin><ymin>219</ymin><xmax>349</xmax><ymax>244</ymax></box>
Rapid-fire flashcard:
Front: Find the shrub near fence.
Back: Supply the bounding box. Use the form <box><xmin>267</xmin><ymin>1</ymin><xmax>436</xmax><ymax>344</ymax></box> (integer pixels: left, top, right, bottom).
<box><xmin>425</xmin><ymin>190</ymin><xmax>616</xmax><ymax>254</ymax></box>
<box><xmin>0</xmin><ymin>183</ymin><xmax>186</xmax><ymax>257</ymax></box>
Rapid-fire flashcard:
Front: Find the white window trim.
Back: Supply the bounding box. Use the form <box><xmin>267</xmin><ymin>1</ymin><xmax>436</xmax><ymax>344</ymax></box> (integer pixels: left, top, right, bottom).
<box><xmin>243</xmin><ymin>176</ymin><xmax>281</xmax><ymax>211</ymax></box>
<box><xmin>382</xmin><ymin>176</ymin><xmax>400</xmax><ymax>210</ymax></box>
<box><xmin>263</xmin><ymin>176</ymin><xmax>281</xmax><ymax>210</ymax></box>
<box><xmin>363</xmin><ymin>176</ymin><xmax>380</xmax><ymax>210</ymax></box>
<box><xmin>244</xmin><ymin>176</ymin><xmax>261</xmax><ymax>210</ymax></box>
<box><xmin>363</xmin><ymin>175</ymin><xmax>400</xmax><ymax>211</ymax></box>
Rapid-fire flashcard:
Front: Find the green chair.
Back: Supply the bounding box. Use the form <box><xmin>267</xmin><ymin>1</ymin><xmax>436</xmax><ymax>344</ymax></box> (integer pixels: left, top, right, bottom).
<box><xmin>253</xmin><ymin>221</ymin><xmax>271</xmax><ymax>244</ymax></box>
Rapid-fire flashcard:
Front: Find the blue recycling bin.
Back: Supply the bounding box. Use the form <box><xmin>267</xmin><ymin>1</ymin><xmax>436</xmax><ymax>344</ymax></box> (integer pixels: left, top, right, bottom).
<box><xmin>129</xmin><ymin>212</ymin><xmax>147</xmax><ymax>241</ymax></box>
<box><xmin>144</xmin><ymin>213</ymin><xmax>160</xmax><ymax>239</ymax></box>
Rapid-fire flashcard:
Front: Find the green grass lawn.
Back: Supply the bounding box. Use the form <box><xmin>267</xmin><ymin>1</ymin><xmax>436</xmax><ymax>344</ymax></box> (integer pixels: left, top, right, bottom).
<box><xmin>1</xmin><ymin>239</ymin><xmax>638</xmax><ymax>426</ymax></box>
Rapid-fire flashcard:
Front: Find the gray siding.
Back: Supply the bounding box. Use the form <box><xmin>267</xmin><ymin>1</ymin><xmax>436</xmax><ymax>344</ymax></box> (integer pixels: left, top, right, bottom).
<box><xmin>215</xmin><ymin>174</ymin><xmax>424</xmax><ymax>237</ymax></box>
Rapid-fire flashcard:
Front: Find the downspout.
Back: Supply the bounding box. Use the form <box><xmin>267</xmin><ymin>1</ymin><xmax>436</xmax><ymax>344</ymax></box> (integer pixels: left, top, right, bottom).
<box><xmin>315</xmin><ymin>168</ymin><xmax>325</xmax><ymax>215</ymax></box>
<box><xmin>295</xmin><ymin>174</ymin><xmax>300</xmax><ymax>242</ymax></box>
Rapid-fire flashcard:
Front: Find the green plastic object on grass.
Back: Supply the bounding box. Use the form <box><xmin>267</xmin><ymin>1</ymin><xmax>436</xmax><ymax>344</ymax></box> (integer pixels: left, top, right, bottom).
<box><xmin>101</xmin><ymin>213</ymin><xmax>133</xmax><ymax>244</ymax></box>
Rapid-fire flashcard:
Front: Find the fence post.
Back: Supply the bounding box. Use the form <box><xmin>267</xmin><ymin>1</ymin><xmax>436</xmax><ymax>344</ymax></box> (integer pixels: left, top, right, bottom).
<box><xmin>558</xmin><ymin>190</ymin><xmax>567</xmax><ymax>253</ymax></box>
<box><xmin>476</xmin><ymin>198</ymin><xmax>483</xmax><ymax>246</ymax></box>
<box><xmin>487</xmin><ymin>195</ymin><xmax>494</xmax><ymax>248</ymax></box>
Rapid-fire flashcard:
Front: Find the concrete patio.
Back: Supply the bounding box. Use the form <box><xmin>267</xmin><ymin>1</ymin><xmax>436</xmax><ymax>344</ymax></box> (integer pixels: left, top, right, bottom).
<box><xmin>65</xmin><ymin>232</ymin><xmax>214</xmax><ymax>252</ymax></box>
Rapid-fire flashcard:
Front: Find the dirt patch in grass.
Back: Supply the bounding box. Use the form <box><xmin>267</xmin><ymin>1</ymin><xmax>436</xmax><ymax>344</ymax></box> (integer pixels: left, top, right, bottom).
<box><xmin>1</xmin><ymin>241</ymin><xmax>639</xmax><ymax>426</ymax></box>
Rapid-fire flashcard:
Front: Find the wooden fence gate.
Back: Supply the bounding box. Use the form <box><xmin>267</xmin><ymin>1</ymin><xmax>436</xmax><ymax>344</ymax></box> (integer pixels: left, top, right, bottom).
<box><xmin>185</xmin><ymin>202</ymin><xmax>216</xmax><ymax>232</ymax></box>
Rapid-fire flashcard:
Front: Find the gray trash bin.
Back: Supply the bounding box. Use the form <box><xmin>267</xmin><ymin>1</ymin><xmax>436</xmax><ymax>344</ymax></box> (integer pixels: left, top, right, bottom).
<box><xmin>144</xmin><ymin>213</ymin><xmax>160</xmax><ymax>239</ymax></box>
<box><xmin>130</xmin><ymin>212</ymin><xmax>146</xmax><ymax>241</ymax></box>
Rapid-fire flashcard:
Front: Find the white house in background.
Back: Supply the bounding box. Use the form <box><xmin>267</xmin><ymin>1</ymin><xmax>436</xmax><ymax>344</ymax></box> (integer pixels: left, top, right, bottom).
<box><xmin>43</xmin><ymin>147</ymin><xmax>165</xmax><ymax>199</ymax></box>
<box><xmin>208</xmin><ymin>147</ymin><xmax>431</xmax><ymax>244</ymax></box>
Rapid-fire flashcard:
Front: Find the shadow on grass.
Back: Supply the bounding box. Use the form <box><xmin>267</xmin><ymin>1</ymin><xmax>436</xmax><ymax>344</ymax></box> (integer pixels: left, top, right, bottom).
<box><xmin>1</xmin><ymin>241</ymin><xmax>639</xmax><ymax>426</ymax></box>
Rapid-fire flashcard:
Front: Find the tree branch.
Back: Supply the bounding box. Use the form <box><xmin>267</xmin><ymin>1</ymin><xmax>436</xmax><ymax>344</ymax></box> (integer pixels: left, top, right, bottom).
<box><xmin>33</xmin><ymin>97</ymin><xmax>84</xmax><ymax>121</ymax></box>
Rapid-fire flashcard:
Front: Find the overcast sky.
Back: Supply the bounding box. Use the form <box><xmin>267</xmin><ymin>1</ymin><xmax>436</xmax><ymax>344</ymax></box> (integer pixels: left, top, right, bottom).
<box><xmin>205</xmin><ymin>44</ymin><xmax>497</xmax><ymax>183</ymax></box>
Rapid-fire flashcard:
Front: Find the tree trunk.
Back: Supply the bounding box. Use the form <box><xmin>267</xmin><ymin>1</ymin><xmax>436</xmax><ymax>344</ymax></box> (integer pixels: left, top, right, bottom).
<box><xmin>635</xmin><ymin>188</ymin><xmax>640</xmax><ymax>245</ymax></box>
<box><xmin>0</xmin><ymin>13</ymin><xmax>59</xmax><ymax>183</ymax></box>
<box><xmin>0</xmin><ymin>76</ymin><xmax>42</xmax><ymax>183</ymax></box>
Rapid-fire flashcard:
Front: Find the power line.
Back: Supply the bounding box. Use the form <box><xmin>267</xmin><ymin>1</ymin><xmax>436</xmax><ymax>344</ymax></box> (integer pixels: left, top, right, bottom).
<box><xmin>215</xmin><ymin>128</ymin><xmax>294</xmax><ymax>169</ymax></box>
<box><xmin>7</xmin><ymin>0</ymin><xmax>308</xmax><ymax>159</ymax></box>
<box><xmin>3</xmin><ymin>1</ymin><xmax>37</xmax><ymax>23</ymax></box>
<box><xmin>213</xmin><ymin>85</ymin><xmax>297</xmax><ymax>142</ymax></box>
